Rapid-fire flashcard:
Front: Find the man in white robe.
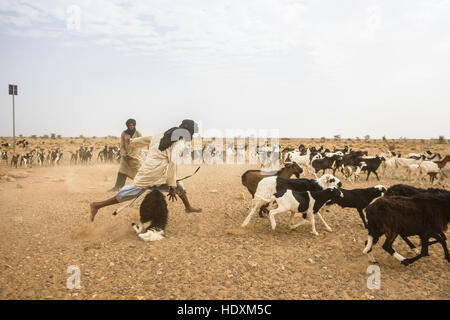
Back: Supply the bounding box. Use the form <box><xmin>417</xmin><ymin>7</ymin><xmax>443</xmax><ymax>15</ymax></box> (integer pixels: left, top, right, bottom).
<box><xmin>90</xmin><ymin>120</ymin><xmax>202</xmax><ymax>222</ymax></box>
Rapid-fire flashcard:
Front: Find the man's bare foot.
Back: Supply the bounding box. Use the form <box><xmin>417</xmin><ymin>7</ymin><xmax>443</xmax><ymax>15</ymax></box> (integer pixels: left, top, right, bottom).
<box><xmin>185</xmin><ymin>207</ymin><xmax>202</xmax><ymax>213</ymax></box>
<box><xmin>90</xmin><ymin>203</ymin><xmax>98</xmax><ymax>221</ymax></box>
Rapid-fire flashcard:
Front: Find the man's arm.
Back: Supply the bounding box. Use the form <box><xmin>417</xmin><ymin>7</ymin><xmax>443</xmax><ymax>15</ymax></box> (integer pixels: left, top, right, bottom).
<box><xmin>130</xmin><ymin>136</ymin><xmax>151</xmax><ymax>148</ymax></box>
<box><xmin>166</xmin><ymin>141</ymin><xmax>183</xmax><ymax>188</ymax></box>
<box><xmin>120</xmin><ymin>132</ymin><xmax>129</xmax><ymax>157</ymax></box>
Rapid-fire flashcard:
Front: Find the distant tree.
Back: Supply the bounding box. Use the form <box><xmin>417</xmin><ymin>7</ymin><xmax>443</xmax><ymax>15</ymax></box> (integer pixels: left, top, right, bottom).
<box><xmin>42</xmin><ymin>134</ymin><xmax>49</xmax><ymax>139</ymax></box>
<box><xmin>79</xmin><ymin>134</ymin><xmax>84</xmax><ymax>139</ymax></box>
<box><xmin>51</xmin><ymin>133</ymin><xmax>56</xmax><ymax>139</ymax></box>
<box><xmin>19</xmin><ymin>134</ymin><xmax>23</xmax><ymax>138</ymax></box>
<box><xmin>334</xmin><ymin>134</ymin><xmax>341</xmax><ymax>141</ymax></box>
<box><xmin>382</xmin><ymin>136</ymin><xmax>396</xmax><ymax>151</ymax></box>
<box><xmin>57</xmin><ymin>134</ymin><xmax>62</xmax><ymax>139</ymax></box>
<box><xmin>320</xmin><ymin>137</ymin><xmax>326</xmax><ymax>143</ymax></box>
<box><xmin>364</xmin><ymin>135</ymin><xmax>370</xmax><ymax>141</ymax></box>
<box><xmin>438</xmin><ymin>136</ymin><xmax>445</xmax><ymax>144</ymax></box>
<box><xmin>31</xmin><ymin>135</ymin><xmax>37</xmax><ymax>139</ymax></box>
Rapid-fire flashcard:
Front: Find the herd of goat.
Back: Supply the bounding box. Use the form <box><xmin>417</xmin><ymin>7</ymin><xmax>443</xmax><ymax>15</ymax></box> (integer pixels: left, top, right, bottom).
<box><xmin>241</xmin><ymin>145</ymin><xmax>449</xmax><ymax>266</ymax></box>
<box><xmin>1</xmin><ymin>141</ymin><xmax>121</xmax><ymax>168</ymax></box>
<box><xmin>279</xmin><ymin>145</ymin><xmax>450</xmax><ymax>184</ymax></box>
<box><xmin>2</xmin><ymin>140</ymin><xmax>449</xmax><ymax>266</ymax></box>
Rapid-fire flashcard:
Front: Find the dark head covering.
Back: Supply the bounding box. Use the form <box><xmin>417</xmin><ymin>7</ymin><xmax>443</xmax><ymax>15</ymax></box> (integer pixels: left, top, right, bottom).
<box><xmin>179</xmin><ymin>119</ymin><xmax>198</xmax><ymax>137</ymax></box>
<box><xmin>124</xmin><ymin>118</ymin><xmax>136</xmax><ymax>136</ymax></box>
<box><xmin>158</xmin><ymin>119</ymin><xmax>198</xmax><ymax>152</ymax></box>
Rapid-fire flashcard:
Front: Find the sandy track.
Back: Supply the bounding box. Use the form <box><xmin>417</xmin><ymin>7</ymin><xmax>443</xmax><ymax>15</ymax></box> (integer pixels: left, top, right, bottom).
<box><xmin>0</xmin><ymin>163</ymin><xmax>448</xmax><ymax>299</ymax></box>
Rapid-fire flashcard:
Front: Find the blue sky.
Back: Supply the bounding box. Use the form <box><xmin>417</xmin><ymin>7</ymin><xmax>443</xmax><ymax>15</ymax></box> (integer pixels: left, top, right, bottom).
<box><xmin>1</xmin><ymin>0</ymin><xmax>449</xmax><ymax>138</ymax></box>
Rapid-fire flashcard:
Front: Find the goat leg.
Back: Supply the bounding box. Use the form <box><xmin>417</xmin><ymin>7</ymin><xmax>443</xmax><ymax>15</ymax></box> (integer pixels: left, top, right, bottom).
<box><xmin>357</xmin><ymin>208</ymin><xmax>368</xmax><ymax>229</ymax></box>
<box><xmin>315</xmin><ymin>211</ymin><xmax>332</xmax><ymax>232</ymax></box>
<box><xmin>401</xmin><ymin>235</ymin><xmax>430</xmax><ymax>266</ymax></box>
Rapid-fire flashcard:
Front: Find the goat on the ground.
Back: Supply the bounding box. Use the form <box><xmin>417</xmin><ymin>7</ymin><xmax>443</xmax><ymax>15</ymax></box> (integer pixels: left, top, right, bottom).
<box><xmin>131</xmin><ymin>190</ymin><xmax>168</xmax><ymax>242</ymax></box>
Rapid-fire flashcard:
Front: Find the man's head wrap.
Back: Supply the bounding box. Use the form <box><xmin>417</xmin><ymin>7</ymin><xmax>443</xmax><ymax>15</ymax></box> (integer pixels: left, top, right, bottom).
<box><xmin>124</xmin><ymin>118</ymin><xmax>136</xmax><ymax>136</ymax></box>
<box><xmin>158</xmin><ymin>119</ymin><xmax>198</xmax><ymax>152</ymax></box>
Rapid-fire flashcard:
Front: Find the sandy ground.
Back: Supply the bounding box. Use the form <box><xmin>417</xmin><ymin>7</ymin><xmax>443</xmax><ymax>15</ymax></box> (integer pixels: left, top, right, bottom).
<box><xmin>0</xmin><ymin>162</ymin><xmax>448</xmax><ymax>300</ymax></box>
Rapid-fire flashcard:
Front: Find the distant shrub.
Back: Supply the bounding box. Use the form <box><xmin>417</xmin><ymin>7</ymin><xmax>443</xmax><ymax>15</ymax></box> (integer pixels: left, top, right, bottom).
<box><xmin>364</xmin><ymin>135</ymin><xmax>370</xmax><ymax>141</ymax></box>
<box><xmin>42</xmin><ymin>134</ymin><xmax>49</xmax><ymax>139</ymax></box>
<box><xmin>79</xmin><ymin>135</ymin><xmax>84</xmax><ymax>139</ymax></box>
<box><xmin>438</xmin><ymin>136</ymin><xmax>445</xmax><ymax>144</ymax></box>
<box><xmin>320</xmin><ymin>137</ymin><xmax>326</xmax><ymax>143</ymax></box>
<box><xmin>30</xmin><ymin>135</ymin><xmax>37</xmax><ymax>139</ymax></box>
<box><xmin>334</xmin><ymin>134</ymin><xmax>341</xmax><ymax>141</ymax></box>
<box><xmin>51</xmin><ymin>133</ymin><xmax>56</xmax><ymax>139</ymax></box>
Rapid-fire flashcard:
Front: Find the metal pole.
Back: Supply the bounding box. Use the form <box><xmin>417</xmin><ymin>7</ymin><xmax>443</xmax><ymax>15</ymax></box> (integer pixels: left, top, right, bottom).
<box><xmin>13</xmin><ymin>94</ymin><xmax>16</xmax><ymax>154</ymax></box>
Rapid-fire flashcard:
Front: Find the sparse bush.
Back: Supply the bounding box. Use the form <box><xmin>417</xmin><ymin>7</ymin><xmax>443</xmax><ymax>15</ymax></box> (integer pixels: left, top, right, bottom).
<box><xmin>364</xmin><ymin>135</ymin><xmax>370</xmax><ymax>141</ymax></box>
<box><xmin>51</xmin><ymin>133</ymin><xmax>56</xmax><ymax>139</ymax></box>
<box><xmin>31</xmin><ymin>135</ymin><xmax>37</xmax><ymax>139</ymax></box>
<box><xmin>320</xmin><ymin>137</ymin><xmax>326</xmax><ymax>143</ymax></box>
<box><xmin>438</xmin><ymin>136</ymin><xmax>445</xmax><ymax>144</ymax></box>
<box><xmin>57</xmin><ymin>135</ymin><xmax>62</xmax><ymax>139</ymax></box>
<box><xmin>79</xmin><ymin>135</ymin><xmax>84</xmax><ymax>139</ymax></box>
<box><xmin>42</xmin><ymin>134</ymin><xmax>49</xmax><ymax>139</ymax></box>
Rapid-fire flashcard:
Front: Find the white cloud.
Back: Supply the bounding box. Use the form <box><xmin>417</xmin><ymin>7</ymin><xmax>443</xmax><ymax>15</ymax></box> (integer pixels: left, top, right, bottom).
<box><xmin>0</xmin><ymin>0</ymin><xmax>308</xmax><ymax>63</ymax></box>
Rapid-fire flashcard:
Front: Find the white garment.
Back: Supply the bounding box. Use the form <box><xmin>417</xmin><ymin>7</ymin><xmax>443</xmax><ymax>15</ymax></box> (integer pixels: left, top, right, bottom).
<box><xmin>130</xmin><ymin>133</ymin><xmax>185</xmax><ymax>188</ymax></box>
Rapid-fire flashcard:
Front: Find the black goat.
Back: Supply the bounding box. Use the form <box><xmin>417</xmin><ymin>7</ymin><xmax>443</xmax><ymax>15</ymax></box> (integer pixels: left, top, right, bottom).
<box><xmin>326</xmin><ymin>185</ymin><xmax>387</xmax><ymax>228</ymax></box>
<box><xmin>358</xmin><ymin>156</ymin><xmax>385</xmax><ymax>181</ymax></box>
<box><xmin>363</xmin><ymin>192</ymin><xmax>450</xmax><ymax>266</ymax></box>
<box><xmin>131</xmin><ymin>190</ymin><xmax>168</xmax><ymax>241</ymax></box>
<box><xmin>384</xmin><ymin>184</ymin><xmax>449</xmax><ymax>252</ymax></box>
<box><xmin>311</xmin><ymin>154</ymin><xmax>342</xmax><ymax>176</ymax></box>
